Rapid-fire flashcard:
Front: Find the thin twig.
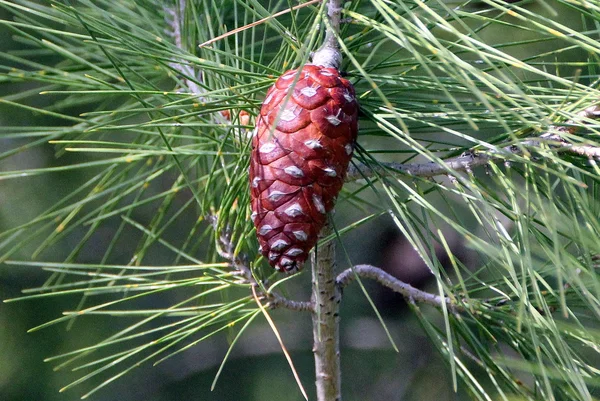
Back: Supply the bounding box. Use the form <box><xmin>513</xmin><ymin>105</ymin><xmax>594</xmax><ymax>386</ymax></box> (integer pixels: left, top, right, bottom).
<box><xmin>164</xmin><ymin>1</ymin><xmax>204</xmax><ymax>97</ymax></box>
<box><xmin>268</xmin><ymin>292</ymin><xmax>314</xmax><ymax>312</ymax></box>
<box><xmin>207</xmin><ymin>215</ymin><xmax>312</xmax><ymax>312</ymax></box>
<box><xmin>167</xmin><ymin>3</ymin><xmax>310</xmax><ymax>313</ymax></box>
<box><xmin>336</xmin><ymin>264</ymin><xmax>453</xmax><ymax>309</ymax></box>
<box><xmin>208</xmin><ymin>215</ymin><xmax>253</xmax><ymax>282</ymax></box>
<box><xmin>346</xmin><ymin>105</ymin><xmax>600</xmax><ymax>181</ymax></box>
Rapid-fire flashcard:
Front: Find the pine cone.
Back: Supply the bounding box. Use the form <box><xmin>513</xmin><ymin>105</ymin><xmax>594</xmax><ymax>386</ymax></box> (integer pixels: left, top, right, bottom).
<box><xmin>249</xmin><ymin>64</ymin><xmax>358</xmax><ymax>273</ymax></box>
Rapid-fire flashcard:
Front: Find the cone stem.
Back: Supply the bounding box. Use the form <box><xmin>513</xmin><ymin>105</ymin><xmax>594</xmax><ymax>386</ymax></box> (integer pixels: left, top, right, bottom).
<box><xmin>311</xmin><ymin>220</ymin><xmax>342</xmax><ymax>401</ymax></box>
<box><xmin>312</xmin><ymin>0</ymin><xmax>343</xmax><ymax>69</ymax></box>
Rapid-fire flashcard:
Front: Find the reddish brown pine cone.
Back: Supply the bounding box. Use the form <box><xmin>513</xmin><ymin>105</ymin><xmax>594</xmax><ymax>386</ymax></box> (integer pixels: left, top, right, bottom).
<box><xmin>249</xmin><ymin>64</ymin><xmax>358</xmax><ymax>273</ymax></box>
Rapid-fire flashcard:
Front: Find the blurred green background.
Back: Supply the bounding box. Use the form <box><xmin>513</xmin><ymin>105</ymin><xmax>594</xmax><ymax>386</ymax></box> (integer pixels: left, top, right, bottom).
<box><xmin>0</xmin><ymin>1</ymin><xmax>591</xmax><ymax>400</ymax></box>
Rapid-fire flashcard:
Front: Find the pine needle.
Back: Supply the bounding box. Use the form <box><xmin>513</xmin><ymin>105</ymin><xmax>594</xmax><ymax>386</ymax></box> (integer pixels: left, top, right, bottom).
<box><xmin>251</xmin><ymin>285</ymin><xmax>308</xmax><ymax>401</ymax></box>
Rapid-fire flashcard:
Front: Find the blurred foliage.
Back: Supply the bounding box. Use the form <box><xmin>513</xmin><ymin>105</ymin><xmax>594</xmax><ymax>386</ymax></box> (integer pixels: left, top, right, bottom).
<box><xmin>1</xmin><ymin>0</ymin><xmax>600</xmax><ymax>400</ymax></box>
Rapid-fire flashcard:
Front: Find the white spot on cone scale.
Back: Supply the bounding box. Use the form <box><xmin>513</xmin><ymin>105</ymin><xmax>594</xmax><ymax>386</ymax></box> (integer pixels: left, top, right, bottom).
<box><xmin>300</xmin><ymin>87</ymin><xmax>317</xmax><ymax>97</ymax></box>
<box><xmin>284</xmin><ymin>165</ymin><xmax>304</xmax><ymax>177</ymax></box>
<box><xmin>305</xmin><ymin>139</ymin><xmax>323</xmax><ymax>149</ymax></box>
<box><xmin>293</xmin><ymin>230</ymin><xmax>308</xmax><ymax>241</ymax></box>
<box><xmin>280</xmin><ymin>109</ymin><xmax>296</xmax><ymax>122</ymax></box>
<box><xmin>259</xmin><ymin>142</ymin><xmax>276</xmax><ymax>153</ymax></box>
<box><xmin>259</xmin><ymin>225</ymin><xmax>273</xmax><ymax>235</ymax></box>
<box><xmin>284</xmin><ymin>203</ymin><xmax>304</xmax><ymax>217</ymax></box>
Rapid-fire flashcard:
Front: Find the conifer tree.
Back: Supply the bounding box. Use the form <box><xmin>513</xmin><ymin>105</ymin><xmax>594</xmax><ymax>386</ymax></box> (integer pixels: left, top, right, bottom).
<box><xmin>1</xmin><ymin>1</ymin><xmax>599</xmax><ymax>400</ymax></box>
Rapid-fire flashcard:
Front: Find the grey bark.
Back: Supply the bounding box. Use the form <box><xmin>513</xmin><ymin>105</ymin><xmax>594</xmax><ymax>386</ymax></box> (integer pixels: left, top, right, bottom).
<box><xmin>311</xmin><ymin>221</ymin><xmax>342</xmax><ymax>401</ymax></box>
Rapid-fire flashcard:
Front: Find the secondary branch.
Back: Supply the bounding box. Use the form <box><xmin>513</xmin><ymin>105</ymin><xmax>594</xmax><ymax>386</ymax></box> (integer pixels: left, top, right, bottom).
<box><xmin>336</xmin><ymin>264</ymin><xmax>453</xmax><ymax>309</ymax></box>
<box><xmin>346</xmin><ymin>105</ymin><xmax>600</xmax><ymax>181</ymax></box>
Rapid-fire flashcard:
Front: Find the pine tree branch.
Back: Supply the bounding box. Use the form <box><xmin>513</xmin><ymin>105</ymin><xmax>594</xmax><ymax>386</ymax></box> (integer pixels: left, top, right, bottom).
<box><xmin>346</xmin><ymin>104</ymin><xmax>600</xmax><ymax>181</ymax></box>
<box><xmin>267</xmin><ymin>292</ymin><xmax>314</xmax><ymax>312</ymax></box>
<box><xmin>310</xmin><ymin>2</ymin><xmax>345</xmax><ymax>400</ymax></box>
<box><xmin>312</xmin><ymin>0</ymin><xmax>342</xmax><ymax>69</ymax></box>
<box><xmin>164</xmin><ymin>1</ymin><xmax>204</xmax><ymax>97</ymax></box>
<box><xmin>166</xmin><ymin>2</ymin><xmax>315</xmax><ymax>313</ymax></box>
<box><xmin>312</xmin><ymin>220</ymin><xmax>342</xmax><ymax>401</ymax></box>
<box><xmin>167</xmin><ymin>1</ymin><xmax>314</xmax><ymax>315</ymax></box>
<box><xmin>339</xmin><ymin>265</ymin><xmax>457</xmax><ymax>310</ymax></box>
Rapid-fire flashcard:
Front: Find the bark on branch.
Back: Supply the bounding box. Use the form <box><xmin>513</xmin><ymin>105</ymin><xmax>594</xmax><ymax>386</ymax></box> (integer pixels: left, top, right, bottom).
<box><xmin>312</xmin><ymin>0</ymin><xmax>343</xmax><ymax>69</ymax></box>
<box><xmin>336</xmin><ymin>264</ymin><xmax>453</xmax><ymax>309</ymax></box>
<box><xmin>312</xmin><ymin>221</ymin><xmax>342</xmax><ymax>401</ymax></box>
<box><xmin>164</xmin><ymin>1</ymin><xmax>204</xmax><ymax>97</ymax></box>
<box><xmin>312</xmin><ymin>1</ymin><xmax>345</xmax><ymax>400</ymax></box>
<box><xmin>346</xmin><ymin>105</ymin><xmax>600</xmax><ymax>181</ymax></box>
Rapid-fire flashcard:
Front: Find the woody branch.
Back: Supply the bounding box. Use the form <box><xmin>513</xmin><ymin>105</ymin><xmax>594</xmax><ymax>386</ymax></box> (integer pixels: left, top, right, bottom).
<box><xmin>336</xmin><ymin>265</ymin><xmax>454</xmax><ymax>309</ymax></box>
<box><xmin>346</xmin><ymin>105</ymin><xmax>600</xmax><ymax>181</ymax></box>
<box><xmin>312</xmin><ymin>0</ymin><xmax>343</xmax><ymax>69</ymax></box>
<box><xmin>208</xmin><ymin>214</ymin><xmax>455</xmax><ymax>313</ymax></box>
<box><xmin>164</xmin><ymin>1</ymin><xmax>204</xmax><ymax>97</ymax></box>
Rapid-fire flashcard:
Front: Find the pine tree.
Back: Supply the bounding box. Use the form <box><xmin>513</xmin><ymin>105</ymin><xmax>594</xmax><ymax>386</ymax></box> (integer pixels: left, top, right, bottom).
<box><xmin>1</xmin><ymin>1</ymin><xmax>599</xmax><ymax>400</ymax></box>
